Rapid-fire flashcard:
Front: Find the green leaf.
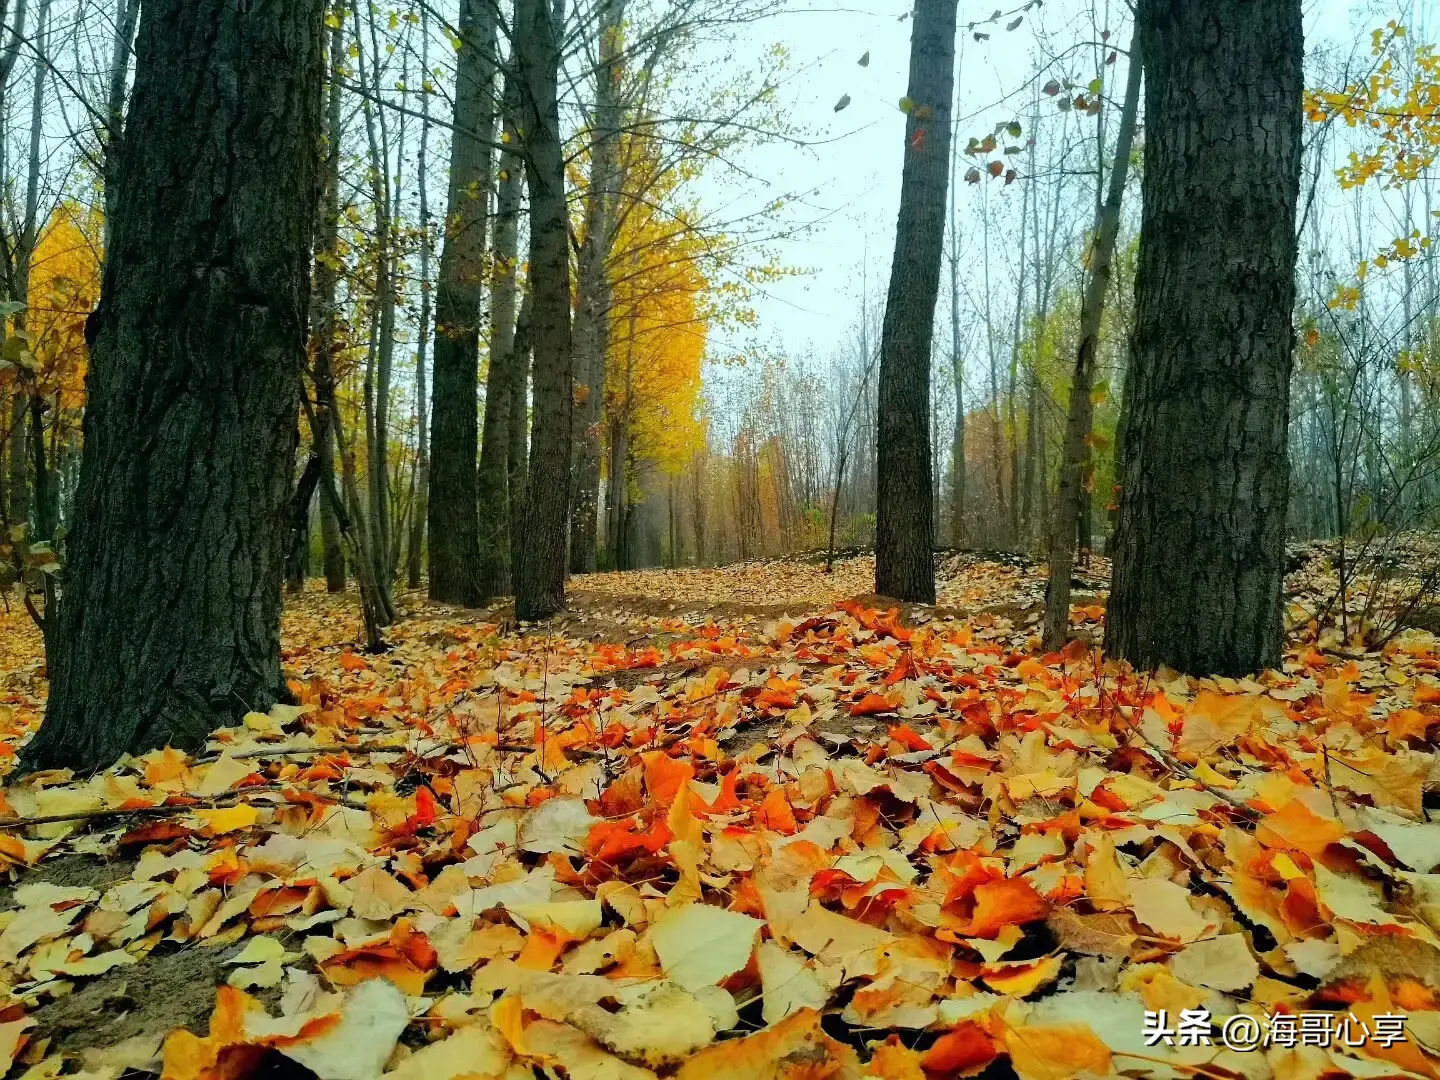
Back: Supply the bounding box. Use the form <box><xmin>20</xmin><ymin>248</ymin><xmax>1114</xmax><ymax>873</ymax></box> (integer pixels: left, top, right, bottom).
<box><xmin>1088</xmin><ymin>77</ymin><xmax>1103</xmax><ymax>95</ymax></box>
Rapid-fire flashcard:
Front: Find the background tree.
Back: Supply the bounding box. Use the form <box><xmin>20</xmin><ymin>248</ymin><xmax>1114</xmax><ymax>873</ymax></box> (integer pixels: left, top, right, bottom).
<box><xmin>514</xmin><ymin>0</ymin><xmax>574</xmax><ymax>620</ymax></box>
<box><xmin>1106</xmin><ymin>0</ymin><xmax>1303</xmax><ymax>676</ymax></box>
<box><xmin>1042</xmin><ymin>22</ymin><xmax>1141</xmax><ymax>651</ymax></box>
<box><xmin>427</xmin><ymin>0</ymin><xmax>496</xmax><ymax>607</ymax></box>
<box><xmin>23</xmin><ymin>0</ymin><xmax>325</xmax><ymax>771</ymax></box>
<box><xmin>874</xmin><ymin>0</ymin><xmax>958</xmax><ymax>603</ymax></box>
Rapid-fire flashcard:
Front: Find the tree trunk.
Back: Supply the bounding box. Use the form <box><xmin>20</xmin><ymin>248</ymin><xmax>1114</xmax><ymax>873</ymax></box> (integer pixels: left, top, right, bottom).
<box><xmin>1105</xmin><ymin>0</ymin><xmax>1301</xmax><ymax>676</ymax></box>
<box><xmin>357</xmin><ymin>3</ymin><xmax>397</xmax><ymax>619</ymax></box>
<box><xmin>946</xmin><ymin>114</ymin><xmax>964</xmax><ymax>549</ymax></box>
<box><xmin>514</xmin><ymin>0</ymin><xmax>573</xmax><ymax>620</ymax></box>
<box><xmin>428</xmin><ymin>0</ymin><xmax>496</xmax><ymax>606</ymax></box>
<box><xmin>0</xmin><ymin>0</ymin><xmax>28</xmax><ymax>123</ymax></box>
<box><xmin>569</xmin><ymin>0</ymin><xmax>625</xmax><ymax>575</ymax></box>
<box><xmin>1042</xmin><ymin>23</ymin><xmax>1142</xmax><ymax>652</ymax></box>
<box><xmin>25</xmin><ymin>0</ymin><xmax>324</xmax><ymax>772</ymax></box>
<box><xmin>313</xmin><ymin>16</ymin><xmax>346</xmax><ymax>594</ymax></box>
<box><xmin>408</xmin><ymin>9</ymin><xmax>434</xmax><ymax>592</ymax></box>
<box><xmin>2</xmin><ymin>0</ymin><xmax>47</xmax><ymax>533</ymax></box>
<box><xmin>873</xmin><ymin>0</ymin><xmax>956</xmax><ymax>603</ymax></box>
<box><xmin>476</xmin><ymin>66</ymin><xmax>524</xmax><ymax>602</ymax></box>
<box><xmin>102</xmin><ymin>0</ymin><xmax>141</xmax><ymax>255</ymax></box>
<box><xmin>6</xmin><ymin>395</ymin><xmax>25</xmax><ymax>527</ymax></box>
<box><xmin>1006</xmin><ymin>175</ymin><xmax>1026</xmax><ymax>547</ymax></box>
<box><xmin>507</xmin><ymin>289</ymin><xmax>533</xmax><ymax>587</ymax></box>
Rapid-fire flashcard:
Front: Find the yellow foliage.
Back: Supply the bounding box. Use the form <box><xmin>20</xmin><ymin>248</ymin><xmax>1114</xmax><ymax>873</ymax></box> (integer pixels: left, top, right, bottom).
<box><xmin>25</xmin><ymin>201</ymin><xmax>103</xmax><ymax>412</ymax></box>
<box><xmin>1307</xmin><ymin>22</ymin><xmax>1440</xmax><ymax>304</ymax></box>
<box><xmin>602</xmin><ymin>135</ymin><xmax>709</xmax><ymax>480</ymax></box>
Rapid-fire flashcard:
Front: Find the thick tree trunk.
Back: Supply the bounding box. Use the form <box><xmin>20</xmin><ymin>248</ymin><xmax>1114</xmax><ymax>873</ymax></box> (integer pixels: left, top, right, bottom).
<box><xmin>874</xmin><ymin>0</ymin><xmax>956</xmax><ymax>603</ymax></box>
<box><xmin>476</xmin><ymin>68</ymin><xmax>524</xmax><ymax>602</ymax></box>
<box><xmin>25</xmin><ymin>0</ymin><xmax>324</xmax><ymax>772</ymax></box>
<box><xmin>569</xmin><ymin>0</ymin><xmax>625</xmax><ymax>575</ymax></box>
<box><xmin>428</xmin><ymin>0</ymin><xmax>496</xmax><ymax>606</ymax></box>
<box><xmin>514</xmin><ymin>0</ymin><xmax>573</xmax><ymax>620</ymax></box>
<box><xmin>1105</xmin><ymin>0</ymin><xmax>1301</xmax><ymax>676</ymax></box>
<box><xmin>1041</xmin><ymin>23</ymin><xmax>1142</xmax><ymax>652</ymax></box>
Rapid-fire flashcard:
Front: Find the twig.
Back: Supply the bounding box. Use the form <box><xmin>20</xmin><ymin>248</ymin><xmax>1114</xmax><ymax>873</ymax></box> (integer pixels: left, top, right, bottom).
<box><xmin>0</xmin><ymin>783</ymin><xmax>364</xmax><ymax>830</ymax></box>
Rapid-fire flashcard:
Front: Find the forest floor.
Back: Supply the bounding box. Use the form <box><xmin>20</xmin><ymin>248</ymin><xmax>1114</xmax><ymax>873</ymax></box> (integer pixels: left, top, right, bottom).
<box><xmin>0</xmin><ymin>550</ymin><xmax>1438</xmax><ymax>1080</ymax></box>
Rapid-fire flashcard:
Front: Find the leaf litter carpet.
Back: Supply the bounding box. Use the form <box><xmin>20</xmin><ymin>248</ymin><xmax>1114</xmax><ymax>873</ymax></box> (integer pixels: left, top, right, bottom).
<box><xmin>0</xmin><ymin>554</ymin><xmax>1437</xmax><ymax>1080</ymax></box>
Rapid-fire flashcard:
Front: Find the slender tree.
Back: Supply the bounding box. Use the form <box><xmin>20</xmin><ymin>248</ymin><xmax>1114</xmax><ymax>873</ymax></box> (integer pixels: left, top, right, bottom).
<box><xmin>1042</xmin><ymin>23</ymin><xmax>1142</xmax><ymax>652</ymax></box>
<box><xmin>1106</xmin><ymin>0</ymin><xmax>1302</xmax><ymax>676</ymax></box>
<box><xmin>946</xmin><ymin>78</ymin><xmax>966</xmax><ymax>549</ymax></box>
<box><xmin>356</xmin><ymin>2</ymin><xmax>398</xmax><ymax>614</ymax></box>
<box><xmin>313</xmin><ymin>14</ymin><xmax>347</xmax><ymax>594</ymax></box>
<box><xmin>515</xmin><ymin>0</ymin><xmax>574</xmax><ymax>619</ymax></box>
<box><xmin>509</xmin><ymin>289</ymin><xmax>534</xmax><ymax>584</ymax></box>
<box><xmin>428</xmin><ymin>0</ymin><xmax>497</xmax><ymax>606</ymax></box>
<box><xmin>874</xmin><ymin>0</ymin><xmax>957</xmax><ymax>603</ymax></box>
<box><xmin>476</xmin><ymin>64</ymin><xmax>524</xmax><ymax>601</ymax></box>
<box><xmin>24</xmin><ymin>0</ymin><xmax>325</xmax><ymax>771</ymax></box>
<box><xmin>408</xmin><ymin>7</ymin><xmax>434</xmax><ymax>591</ymax></box>
<box><xmin>569</xmin><ymin>0</ymin><xmax>626</xmax><ymax>574</ymax></box>
<box><xmin>102</xmin><ymin>0</ymin><xmax>142</xmax><ymax>253</ymax></box>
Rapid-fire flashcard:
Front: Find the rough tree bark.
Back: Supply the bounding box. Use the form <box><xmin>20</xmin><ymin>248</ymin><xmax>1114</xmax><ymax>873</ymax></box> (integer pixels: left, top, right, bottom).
<box><xmin>102</xmin><ymin>0</ymin><xmax>141</xmax><ymax>253</ymax></box>
<box><xmin>476</xmin><ymin>66</ymin><xmax>524</xmax><ymax>601</ymax></box>
<box><xmin>357</xmin><ymin>2</ymin><xmax>396</xmax><ymax>615</ymax></box>
<box><xmin>947</xmin><ymin>104</ymin><xmax>965</xmax><ymax>549</ymax></box>
<box><xmin>428</xmin><ymin>0</ymin><xmax>496</xmax><ymax>606</ymax></box>
<box><xmin>569</xmin><ymin>0</ymin><xmax>625</xmax><ymax>575</ymax></box>
<box><xmin>514</xmin><ymin>0</ymin><xmax>574</xmax><ymax>620</ymax></box>
<box><xmin>408</xmin><ymin>11</ymin><xmax>433</xmax><ymax>592</ymax></box>
<box><xmin>24</xmin><ymin>0</ymin><xmax>324</xmax><ymax>771</ymax></box>
<box><xmin>508</xmin><ymin>289</ymin><xmax>534</xmax><ymax>588</ymax></box>
<box><xmin>1042</xmin><ymin>22</ymin><xmax>1142</xmax><ymax>652</ymax></box>
<box><xmin>313</xmin><ymin>15</ymin><xmax>346</xmax><ymax>594</ymax></box>
<box><xmin>873</xmin><ymin>0</ymin><xmax>957</xmax><ymax>603</ymax></box>
<box><xmin>1105</xmin><ymin>0</ymin><xmax>1302</xmax><ymax>676</ymax></box>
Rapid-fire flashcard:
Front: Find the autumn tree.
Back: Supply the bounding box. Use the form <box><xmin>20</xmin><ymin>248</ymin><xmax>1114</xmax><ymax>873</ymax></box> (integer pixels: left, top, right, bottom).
<box><xmin>570</xmin><ymin>0</ymin><xmax>626</xmax><ymax>575</ymax></box>
<box><xmin>475</xmin><ymin>60</ymin><xmax>523</xmax><ymax>604</ymax></box>
<box><xmin>600</xmin><ymin>144</ymin><xmax>709</xmax><ymax>568</ymax></box>
<box><xmin>1042</xmin><ymin>22</ymin><xmax>1142</xmax><ymax>652</ymax></box>
<box><xmin>1106</xmin><ymin>0</ymin><xmax>1303</xmax><ymax>676</ymax></box>
<box><xmin>874</xmin><ymin>0</ymin><xmax>958</xmax><ymax>604</ymax></box>
<box><xmin>428</xmin><ymin>0</ymin><xmax>497</xmax><ymax>607</ymax></box>
<box><xmin>514</xmin><ymin>0</ymin><xmax>574</xmax><ymax>620</ymax></box>
<box><xmin>23</xmin><ymin>0</ymin><xmax>325</xmax><ymax>770</ymax></box>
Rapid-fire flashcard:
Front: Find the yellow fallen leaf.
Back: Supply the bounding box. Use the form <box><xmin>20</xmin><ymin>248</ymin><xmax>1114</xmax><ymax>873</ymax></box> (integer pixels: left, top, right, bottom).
<box><xmin>650</xmin><ymin>904</ymin><xmax>761</xmax><ymax>992</ymax></box>
<box><xmin>1167</xmin><ymin>933</ymin><xmax>1259</xmax><ymax>992</ymax></box>
<box><xmin>226</xmin><ymin>936</ymin><xmax>288</xmax><ymax>966</ymax></box>
<box><xmin>346</xmin><ymin>867</ymin><xmax>412</xmax><ymax>920</ymax></box>
<box><xmin>1082</xmin><ymin>832</ymin><xmax>1129</xmax><ymax>912</ymax></box>
<box><xmin>384</xmin><ymin>1024</ymin><xmax>514</xmax><ymax>1080</ymax></box>
<box><xmin>1126</xmin><ymin>877</ymin><xmax>1213</xmax><ymax>942</ymax></box>
<box><xmin>756</xmin><ymin>940</ymin><xmax>831</xmax><ymax>1025</ymax></box>
<box><xmin>194</xmin><ymin>803</ymin><xmax>259</xmax><ymax>835</ymax></box>
<box><xmin>0</xmin><ymin>1017</ymin><xmax>34</xmax><ymax>1068</ymax></box>
<box><xmin>981</xmin><ymin>954</ymin><xmax>1064</xmax><ymax>996</ymax></box>
<box><xmin>1003</xmin><ymin>1022</ymin><xmax>1110</xmax><ymax>1080</ymax></box>
<box><xmin>509</xmin><ymin>899</ymin><xmax>604</xmax><ymax>941</ymax></box>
